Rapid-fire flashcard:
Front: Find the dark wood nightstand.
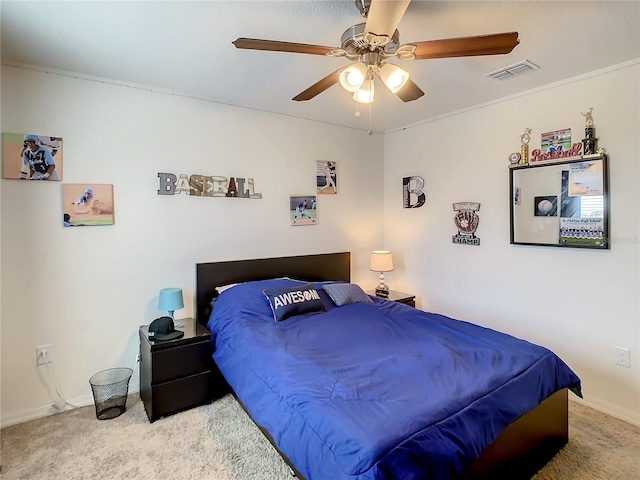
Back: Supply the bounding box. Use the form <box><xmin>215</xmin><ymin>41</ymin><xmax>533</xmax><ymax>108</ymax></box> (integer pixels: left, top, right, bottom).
<box><xmin>366</xmin><ymin>290</ymin><xmax>416</xmax><ymax>308</ymax></box>
<box><xmin>139</xmin><ymin>317</ymin><xmax>228</xmax><ymax>422</ymax></box>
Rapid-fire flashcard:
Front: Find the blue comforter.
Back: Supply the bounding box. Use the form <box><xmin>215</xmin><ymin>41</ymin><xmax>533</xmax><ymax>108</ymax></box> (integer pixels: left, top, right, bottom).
<box><xmin>208</xmin><ymin>279</ymin><xmax>581</xmax><ymax>480</ymax></box>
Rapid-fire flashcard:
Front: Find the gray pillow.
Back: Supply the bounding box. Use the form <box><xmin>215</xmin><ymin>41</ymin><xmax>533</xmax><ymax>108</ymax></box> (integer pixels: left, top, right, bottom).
<box><xmin>322</xmin><ymin>283</ymin><xmax>373</xmax><ymax>307</ymax></box>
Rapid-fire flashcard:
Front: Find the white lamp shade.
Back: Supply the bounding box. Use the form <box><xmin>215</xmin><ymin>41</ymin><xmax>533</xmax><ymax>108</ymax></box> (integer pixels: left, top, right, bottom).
<box><xmin>370</xmin><ymin>250</ymin><xmax>394</xmax><ymax>272</ymax></box>
<box><xmin>379</xmin><ymin>63</ymin><xmax>409</xmax><ymax>93</ymax></box>
<box><xmin>339</xmin><ymin>63</ymin><xmax>368</xmax><ymax>92</ymax></box>
<box><xmin>353</xmin><ymin>78</ymin><xmax>375</xmax><ymax>104</ymax></box>
<box><xmin>158</xmin><ymin>288</ymin><xmax>184</xmax><ymax>314</ymax></box>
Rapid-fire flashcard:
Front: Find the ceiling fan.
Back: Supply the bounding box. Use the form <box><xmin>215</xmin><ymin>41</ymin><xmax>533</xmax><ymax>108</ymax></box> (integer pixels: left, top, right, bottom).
<box><xmin>232</xmin><ymin>0</ymin><xmax>519</xmax><ymax>106</ymax></box>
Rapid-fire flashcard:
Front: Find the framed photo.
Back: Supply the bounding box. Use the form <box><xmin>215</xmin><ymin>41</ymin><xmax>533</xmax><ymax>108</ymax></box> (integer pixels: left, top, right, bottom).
<box><xmin>62</xmin><ymin>184</ymin><xmax>115</xmax><ymax>227</ymax></box>
<box><xmin>534</xmin><ymin>195</ymin><xmax>558</xmax><ymax>217</ymax></box>
<box><xmin>541</xmin><ymin>129</ymin><xmax>571</xmax><ymax>155</ymax></box>
<box><xmin>568</xmin><ymin>160</ymin><xmax>604</xmax><ymax>196</ymax></box>
<box><xmin>560</xmin><ymin>217</ymin><xmax>606</xmax><ymax>247</ymax></box>
<box><xmin>290</xmin><ymin>195</ymin><xmax>316</xmax><ymax>226</ymax></box>
<box><xmin>2</xmin><ymin>132</ymin><xmax>63</xmax><ymax>181</ymax></box>
<box><xmin>316</xmin><ymin>161</ymin><xmax>337</xmax><ymax>194</ymax></box>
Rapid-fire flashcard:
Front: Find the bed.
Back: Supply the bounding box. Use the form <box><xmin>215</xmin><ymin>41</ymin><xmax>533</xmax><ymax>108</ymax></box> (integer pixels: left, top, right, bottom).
<box><xmin>195</xmin><ymin>252</ymin><xmax>581</xmax><ymax>480</ymax></box>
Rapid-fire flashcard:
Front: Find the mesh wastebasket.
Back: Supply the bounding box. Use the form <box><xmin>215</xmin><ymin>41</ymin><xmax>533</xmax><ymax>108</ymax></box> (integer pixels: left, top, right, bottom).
<box><xmin>89</xmin><ymin>367</ymin><xmax>133</xmax><ymax>420</ymax></box>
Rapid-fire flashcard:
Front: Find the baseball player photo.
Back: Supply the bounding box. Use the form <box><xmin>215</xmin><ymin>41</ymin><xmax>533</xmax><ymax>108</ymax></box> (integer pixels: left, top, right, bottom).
<box><xmin>2</xmin><ymin>132</ymin><xmax>64</xmax><ymax>181</ymax></box>
<box><xmin>62</xmin><ymin>184</ymin><xmax>115</xmax><ymax>227</ymax></box>
<box><xmin>290</xmin><ymin>195</ymin><xmax>317</xmax><ymax>226</ymax></box>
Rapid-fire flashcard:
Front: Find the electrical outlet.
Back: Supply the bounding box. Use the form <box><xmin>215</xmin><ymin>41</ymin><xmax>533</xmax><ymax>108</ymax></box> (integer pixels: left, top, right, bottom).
<box><xmin>615</xmin><ymin>346</ymin><xmax>631</xmax><ymax>368</ymax></box>
<box><xmin>36</xmin><ymin>345</ymin><xmax>52</xmax><ymax>365</ymax></box>
<box><xmin>136</xmin><ymin>353</ymin><xmax>141</xmax><ymax>363</ymax></box>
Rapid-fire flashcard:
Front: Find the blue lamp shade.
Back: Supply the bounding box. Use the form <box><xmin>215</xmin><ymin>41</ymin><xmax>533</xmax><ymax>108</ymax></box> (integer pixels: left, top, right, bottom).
<box><xmin>158</xmin><ymin>288</ymin><xmax>184</xmax><ymax>320</ymax></box>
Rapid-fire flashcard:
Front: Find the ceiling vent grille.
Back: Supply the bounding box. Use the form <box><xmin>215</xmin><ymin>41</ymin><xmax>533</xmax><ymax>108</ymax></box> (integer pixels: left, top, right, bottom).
<box><xmin>485</xmin><ymin>60</ymin><xmax>540</xmax><ymax>80</ymax></box>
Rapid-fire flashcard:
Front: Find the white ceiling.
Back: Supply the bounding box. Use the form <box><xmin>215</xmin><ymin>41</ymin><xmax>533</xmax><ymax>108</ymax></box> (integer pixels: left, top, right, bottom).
<box><xmin>2</xmin><ymin>1</ymin><xmax>639</xmax><ymax>133</ymax></box>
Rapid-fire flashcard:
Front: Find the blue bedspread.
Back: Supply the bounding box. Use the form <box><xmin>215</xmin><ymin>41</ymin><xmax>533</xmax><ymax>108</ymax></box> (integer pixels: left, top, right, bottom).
<box><xmin>208</xmin><ymin>279</ymin><xmax>581</xmax><ymax>480</ymax></box>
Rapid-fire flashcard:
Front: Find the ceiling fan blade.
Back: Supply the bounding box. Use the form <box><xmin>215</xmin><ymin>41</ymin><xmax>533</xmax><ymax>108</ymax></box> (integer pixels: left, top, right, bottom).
<box><xmin>293</xmin><ymin>67</ymin><xmax>347</xmax><ymax>101</ymax></box>
<box><xmin>364</xmin><ymin>0</ymin><xmax>411</xmax><ymax>42</ymax></box>
<box><xmin>411</xmin><ymin>32</ymin><xmax>519</xmax><ymax>60</ymax></box>
<box><xmin>395</xmin><ymin>78</ymin><xmax>424</xmax><ymax>102</ymax></box>
<box><xmin>232</xmin><ymin>38</ymin><xmax>333</xmax><ymax>56</ymax></box>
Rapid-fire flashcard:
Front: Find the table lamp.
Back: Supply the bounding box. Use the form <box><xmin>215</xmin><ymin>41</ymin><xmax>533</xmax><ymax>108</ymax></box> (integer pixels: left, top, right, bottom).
<box><xmin>158</xmin><ymin>287</ymin><xmax>184</xmax><ymax>327</ymax></box>
<box><xmin>370</xmin><ymin>250</ymin><xmax>394</xmax><ymax>297</ymax></box>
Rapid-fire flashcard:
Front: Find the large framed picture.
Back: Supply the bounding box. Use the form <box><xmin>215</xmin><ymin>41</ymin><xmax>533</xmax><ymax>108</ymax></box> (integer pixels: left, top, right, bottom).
<box><xmin>62</xmin><ymin>184</ymin><xmax>115</xmax><ymax>227</ymax></box>
<box><xmin>510</xmin><ymin>155</ymin><xmax>608</xmax><ymax>249</ymax></box>
<box><xmin>2</xmin><ymin>132</ymin><xmax>63</xmax><ymax>181</ymax></box>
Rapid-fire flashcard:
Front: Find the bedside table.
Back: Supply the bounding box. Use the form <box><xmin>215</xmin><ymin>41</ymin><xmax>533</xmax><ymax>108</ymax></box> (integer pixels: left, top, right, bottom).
<box><xmin>139</xmin><ymin>317</ymin><xmax>228</xmax><ymax>422</ymax></box>
<box><xmin>366</xmin><ymin>290</ymin><xmax>416</xmax><ymax>308</ymax></box>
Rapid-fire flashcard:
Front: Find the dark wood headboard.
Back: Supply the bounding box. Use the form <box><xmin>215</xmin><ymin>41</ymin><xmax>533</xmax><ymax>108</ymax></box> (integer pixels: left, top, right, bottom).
<box><xmin>195</xmin><ymin>252</ymin><xmax>351</xmax><ymax>327</ymax></box>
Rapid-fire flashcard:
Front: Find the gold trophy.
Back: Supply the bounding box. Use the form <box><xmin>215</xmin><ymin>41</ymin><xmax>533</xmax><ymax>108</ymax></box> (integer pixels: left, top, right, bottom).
<box><xmin>519</xmin><ymin>128</ymin><xmax>531</xmax><ymax>165</ymax></box>
<box><xmin>581</xmin><ymin>108</ymin><xmax>598</xmax><ymax>156</ymax></box>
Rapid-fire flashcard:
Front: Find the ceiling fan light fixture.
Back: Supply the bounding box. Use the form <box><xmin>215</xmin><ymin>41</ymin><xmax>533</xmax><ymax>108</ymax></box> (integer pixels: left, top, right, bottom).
<box><xmin>379</xmin><ymin>63</ymin><xmax>409</xmax><ymax>93</ymax></box>
<box><xmin>339</xmin><ymin>63</ymin><xmax>368</xmax><ymax>92</ymax></box>
<box><xmin>353</xmin><ymin>78</ymin><xmax>375</xmax><ymax>104</ymax></box>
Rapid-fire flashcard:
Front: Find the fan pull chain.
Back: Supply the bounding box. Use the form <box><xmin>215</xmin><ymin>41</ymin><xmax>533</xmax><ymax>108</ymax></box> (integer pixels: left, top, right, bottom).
<box><xmin>354</xmin><ymin>100</ymin><xmax>361</xmax><ymax>118</ymax></box>
<box><xmin>367</xmin><ymin>100</ymin><xmax>373</xmax><ymax>136</ymax></box>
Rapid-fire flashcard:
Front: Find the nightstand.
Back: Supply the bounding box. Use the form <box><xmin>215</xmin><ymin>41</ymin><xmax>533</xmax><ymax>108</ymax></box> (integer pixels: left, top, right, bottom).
<box><xmin>139</xmin><ymin>317</ymin><xmax>228</xmax><ymax>422</ymax></box>
<box><xmin>366</xmin><ymin>290</ymin><xmax>416</xmax><ymax>308</ymax></box>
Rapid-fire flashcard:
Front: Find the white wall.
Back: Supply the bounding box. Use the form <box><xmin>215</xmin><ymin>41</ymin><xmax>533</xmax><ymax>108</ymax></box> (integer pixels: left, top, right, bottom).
<box><xmin>0</xmin><ymin>65</ymin><xmax>385</xmax><ymax>425</ymax></box>
<box><xmin>383</xmin><ymin>60</ymin><xmax>640</xmax><ymax>425</ymax></box>
<box><xmin>2</xmin><ymin>60</ymin><xmax>639</xmax><ymax>428</ymax></box>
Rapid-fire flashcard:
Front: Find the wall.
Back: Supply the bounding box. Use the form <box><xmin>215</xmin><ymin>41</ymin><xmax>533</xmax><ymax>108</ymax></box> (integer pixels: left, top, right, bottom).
<box><xmin>2</xmin><ymin>60</ymin><xmax>638</xmax><ymax>428</ymax></box>
<box><xmin>0</xmin><ymin>65</ymin><xmax>385</xmax><ymax>425</ymax></box>
<box><xmin>383</xmin><ymin>60</ymin><xmax>640</xmax><ymax>424</ymax></box>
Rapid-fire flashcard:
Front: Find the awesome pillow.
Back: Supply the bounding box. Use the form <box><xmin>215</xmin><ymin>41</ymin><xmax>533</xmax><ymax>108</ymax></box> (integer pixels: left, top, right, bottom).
<box><xmin>263</xmin><ymin>284</ymin><xmax>324</xmax><ymax>322</ymax></box>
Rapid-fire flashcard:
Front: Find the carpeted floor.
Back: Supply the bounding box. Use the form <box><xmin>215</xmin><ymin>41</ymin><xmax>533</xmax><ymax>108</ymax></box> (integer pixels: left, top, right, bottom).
<box><xmin>1</xmin><ymin>394</ymin><xmax>638</xmax><ymax>479</ymax></box>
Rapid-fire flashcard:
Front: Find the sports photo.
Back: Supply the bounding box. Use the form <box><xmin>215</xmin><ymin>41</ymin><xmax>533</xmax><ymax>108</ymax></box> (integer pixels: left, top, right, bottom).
<box><xmin>534</xmin><ymin>195</ymin><xmax>558</xmax><ymax>217</ymax></box>
<box><xmin>2</xmin><ymin>132</ymin><xmax>64</xmax><ymax>181</ymax></box>
<box><xmin>540</xmin><ymin>128</ymin><xmax>571</xmax><ymax>155</ymax></box>
<box><xmin>316</xmin><ymin>160</ymin><xmax>337</xmax><ymax>194</ymax></box>
<box><xmin>62</xmin><ymin>184</ymin><xmax>115</xmax><ymax>227</ymax></box>
<box><xmin>290</xmin><ymin>195</ymin><xmax>317</xmax><ymax>226</ymax></box>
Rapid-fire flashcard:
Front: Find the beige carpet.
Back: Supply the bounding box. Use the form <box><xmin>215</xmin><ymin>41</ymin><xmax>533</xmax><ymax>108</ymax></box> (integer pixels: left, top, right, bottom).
<box><xmin>1</xmin><ymin>394</ymin><xmax>638</xmax><ymax>479</ymax></box>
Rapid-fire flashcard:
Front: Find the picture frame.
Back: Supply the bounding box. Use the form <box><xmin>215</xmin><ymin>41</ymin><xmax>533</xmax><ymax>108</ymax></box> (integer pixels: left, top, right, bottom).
<box><xmin>316</xmin><ymin>161</ymin><xmax>337</xmax><ymax>194</ymax></box>
<box><xmin>541</xmin><ymin>128</ymin><xmax>571</xmax><ymax>155</ymax></box>
<box><xmin>510</xmin><ymin>154</ymin><xmax>608</xmax><ymax>249</ymax></box>
<box><xmin>290</xmin><ymin>195</ymin><xmax>316</xmax><ymax>226</ymax></box>
<box><xmin>534</xmin><ymin>195</ymin><xmax>558</xmax><ymax>217</ymax></box>
<box><xmin>2</xmin><ymin>132</ymin><xmax>63</xmax><ymax>181</ymax></box>
<box><xmin>62</xmin><ymin>184</ymin><xmax>115</xmax><ymax>227</ymax></box>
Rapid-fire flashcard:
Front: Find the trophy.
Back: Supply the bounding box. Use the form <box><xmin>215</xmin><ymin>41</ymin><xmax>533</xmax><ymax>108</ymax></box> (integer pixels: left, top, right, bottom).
<box><xmin>519</xmin><ymin>128</ymin><xmax>531</xmax><ymax>165</ymax></box>
<box><xmin>581</xmin><ymin>108</ymin><xmax>598</xmax><ymax>155</ymax></box>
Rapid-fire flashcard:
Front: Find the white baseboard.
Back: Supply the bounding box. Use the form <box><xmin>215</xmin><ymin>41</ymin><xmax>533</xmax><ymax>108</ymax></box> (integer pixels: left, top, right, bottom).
<box><xmin>569</xmin><ymin>394</ymin><xmax>640</xmax><ymax>427</ymax></box>
<box><xmin>0</xmin><ymin>382</ymin><xmax>140</xmax><ymax>428</ymax></box>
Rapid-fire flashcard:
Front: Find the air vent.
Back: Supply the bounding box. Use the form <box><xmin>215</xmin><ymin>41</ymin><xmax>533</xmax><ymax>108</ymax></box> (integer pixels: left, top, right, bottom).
<box><xmin>485</xmin><ymin>60</ymin><xmax>540</xmax><ymax>80</ymax></box>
